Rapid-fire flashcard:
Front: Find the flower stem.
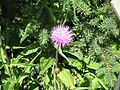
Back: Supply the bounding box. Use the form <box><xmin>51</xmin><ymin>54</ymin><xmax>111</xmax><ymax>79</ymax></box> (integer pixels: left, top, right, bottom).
<box><xmin>55</xmin><ymin>47</ymin><xmax>59</xmax><ymax>67</ymax></box>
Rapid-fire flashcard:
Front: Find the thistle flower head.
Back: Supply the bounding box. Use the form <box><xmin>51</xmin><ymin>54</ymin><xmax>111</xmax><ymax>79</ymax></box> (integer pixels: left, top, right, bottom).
<box><xmin>50</xmin><ymin>25</ymin><xmax>74</xmax><ymax>47</ymax></box>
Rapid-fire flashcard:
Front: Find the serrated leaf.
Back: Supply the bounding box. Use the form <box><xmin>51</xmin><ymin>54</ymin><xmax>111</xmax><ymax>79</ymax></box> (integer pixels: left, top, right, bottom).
<box><xmin>57</xmin><ymin>69</ymin><xmax>75</xmax><ymax>89</ymax></box>
<box><xmin>20</xmin><ymin>22</ymin><xmax>36</xmax><ymax>43</ymax></box>
<box><xmin>38</xmin><ymin>29</ymin><xmax>48</xmax><ymax>46</ymax></box>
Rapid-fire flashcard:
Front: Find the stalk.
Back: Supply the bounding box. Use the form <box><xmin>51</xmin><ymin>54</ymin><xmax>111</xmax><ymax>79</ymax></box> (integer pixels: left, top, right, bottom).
<box><xmin>55</xmin><ymin>47</ymin><xmax>59</xmax><ymax>68</ymax></box>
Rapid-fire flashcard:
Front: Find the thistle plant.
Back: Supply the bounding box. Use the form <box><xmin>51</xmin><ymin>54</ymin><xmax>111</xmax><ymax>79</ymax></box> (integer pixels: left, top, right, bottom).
<box><xmin>50</xmin><ymin>25</ymin><xmax>74</xmax><ymax>68</ymax></box>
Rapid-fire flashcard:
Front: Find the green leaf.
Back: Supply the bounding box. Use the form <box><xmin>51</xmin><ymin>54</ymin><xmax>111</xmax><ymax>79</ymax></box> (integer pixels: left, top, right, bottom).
<box><xmin>57</xmin><ymin>69</ymin><xmax>75</xmax><ymax>89</ymax></box>
<box><xmin>4</xmin><ymin>81</ymin><xmax>11</xmax><ymax>90</ymax></box>
<box><xmin>0</xmin><ymin>47</ymin><xmax>10</xmax><ymax>75</ymax></box>
<box><xmin>64</xmin><ymin>49</ymin><xmax>83</xmax><ymax>60</ymax></box>
<box><xmin>0</xmin><ymin>47</ymin><xmax>7</xmax><ymax>63</ymax></box>
<box><xmin>43</xmin><ymin>74</ymin><xmax>50</xmax><ymax>85</ymax></box>
<box><xmin>98</xmin><ymin>78</ymin><xmax>108</xmax><ymax>90</ymax></box>
<box><xmin>21</xmin><ymin>43</ymin><xmax>39</xmax><ymax>56</ymax></box>
<box><xmin>33</xmin><ymin>87</ymin><xmax>39</xmax><ymax>90</ymax></box>
<box><xmin>9</xmin><ymin>63</ymin><xmax>35</xmax><ymax>68</ymax></box>
<box><xmin>40</xmin><ymin>57</ymin><xmax>55</xmax><ymax>75</ymax></box>
<box><xmin>69</xmin><ymin>58</ymin><xmax>82</xmax><ymax>70</ymax></box>
<box><xmin>83</xmin><ymin>55</ymin><xmax>90</xmax><ymax>64</ymax></box>
<box><xmin>91</xmin><ymin>41</ymin><xmax>101</xmax><ymax>55</ymax></box>
<box><xmin>84</xmin><ymin>73</ymin><xmax>94</xmax><ymax>82</ymax></box>
<box><xmin>38</xmin><ymin>29</ymin><xmax>48</xmax><ymax>46</ymax></box>
<box><xmin>18</xmin><ymin>75</ymin><xmax>28</xmax><ymax>85</ymax></box>
<box><xmin>74</xmin><ymin>87</ymin><xmax>89</xmax><ymax>90</ymax></box>
<box><xmin>87</xmin><ymin>61</ymin><xmax>100</xmax><ymax>70</ymax></box>
<box><xmin>3</xmin><ymin>75</ymin><xmax>17</xmax><ymax>90</ymax></box>
<box><xmin>20</xmin><ymin>22</ymin><xmax>37</xmax><ymax>43</ymax></box>
<box><xmin>85</xmin><ymin>73</ymin><xmax>108</xmax><ymax>90</ymax></box>
<box><xmin>58</xmin><ymin>47</ymin><xmax>69</xmax><ymax>61</ymax></box>
<box><xmin>108</xmin><ymin>44</ymin><xmax>120</xmax><ymax>57</ymax></box>
<box><xmin>89</xmin><ymin>77</ymin><xmax>100</xmax><ymax>89</ymax></box>
<box><xmin>73</xmin><ymin>0</ymin><xmax>91</xmax><ymax>15</ymax></box>
<box><xmin>8</xmin><ymin>82</ymin><xmax>16</xmax><ymax>90</ymax></box>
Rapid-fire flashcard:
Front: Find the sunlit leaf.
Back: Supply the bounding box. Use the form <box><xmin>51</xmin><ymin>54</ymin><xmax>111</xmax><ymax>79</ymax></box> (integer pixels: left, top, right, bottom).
<box><xmin>74</xmin><ymin>87</ymin><xmax>89</xmax><ymax>90</ymax></box>
<box><xmin>87</xmin><ymin>61</ymin><xmax>100</xmax><ymax>70</ymax></box>
<box><xmin>8</xmin><ymin>82</ymin><xmax>16</xmax><ymax>90</ymax></box>
<box><xmin>9</xmin><ymin>63</ymin><xmax>35</xmax><ymax>68</ymax></box>
<box><xmin>43</xmin><ymin>74</ymin><xmax>50</xmax><ymax>85</ymax></box>
<box><xmin>0</xmin><ymin>47</ymin><xmax>10</xmax><ymax>75</ymax></box>
<box><xmin>57</xmin><ymin>69</ymin><xmax>75</xmax><ymax>89</ymax></box>
<box><xmin>89</xmin><ymin>77</ymin><xmax>100</xmax><ymax>89</ymax></box>
<box><xmin>18</xmin><ymin>75</ymin><xmax>28</xmax><ymax>85</ymax></box>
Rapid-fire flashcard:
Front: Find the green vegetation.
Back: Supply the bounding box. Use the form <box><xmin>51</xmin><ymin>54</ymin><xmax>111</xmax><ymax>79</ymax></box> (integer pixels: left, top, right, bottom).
<box><xmin>0</xmin><ymin>0</ymin><xmax>120</xmax><ymax>90</ymax></box>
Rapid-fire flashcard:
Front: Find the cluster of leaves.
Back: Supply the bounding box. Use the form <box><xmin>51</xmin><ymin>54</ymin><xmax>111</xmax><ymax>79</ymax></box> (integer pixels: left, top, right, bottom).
<box><xmin>0</xmin><ymin>0</ymin><xmax>120</xmax><ymax>90</ymax></box>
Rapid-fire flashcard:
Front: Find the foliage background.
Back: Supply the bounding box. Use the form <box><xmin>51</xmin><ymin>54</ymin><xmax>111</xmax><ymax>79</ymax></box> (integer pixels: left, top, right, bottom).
<box><xmin>0</xmin><ymin>0</ymin><xmax>120</xmax><ymax>90</ymax></box>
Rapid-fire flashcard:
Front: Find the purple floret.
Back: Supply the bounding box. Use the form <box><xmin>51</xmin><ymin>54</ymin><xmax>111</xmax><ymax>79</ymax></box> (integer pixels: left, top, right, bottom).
<box><xmin>50</xmin><ymin>25</ymin><xmax>74</xmax><ymax>47</ymax></box>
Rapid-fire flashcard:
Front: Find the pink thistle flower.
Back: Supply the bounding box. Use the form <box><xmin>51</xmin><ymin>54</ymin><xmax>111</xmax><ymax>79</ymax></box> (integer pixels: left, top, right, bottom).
<box><xmin>50</xmin><ymin>25</ymin><xmax>74</xmax><ymax>47</ymax></box>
